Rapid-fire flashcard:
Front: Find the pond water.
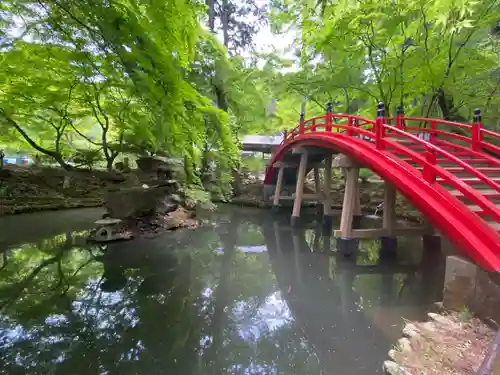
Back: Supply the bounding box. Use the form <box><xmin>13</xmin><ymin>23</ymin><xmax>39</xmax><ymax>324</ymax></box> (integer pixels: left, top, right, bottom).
<box><xmin>0</xmin><ymin>206</ymin><xmax>446</xmax><ymax>374</ymax></box>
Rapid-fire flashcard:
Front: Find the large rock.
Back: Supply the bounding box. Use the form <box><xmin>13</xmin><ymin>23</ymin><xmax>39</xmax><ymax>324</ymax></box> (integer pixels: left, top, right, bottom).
<box><xmin>105</xmin><ymin>185</ymin><xmax>181</xmax><ymax>219</ymax></box>
<box><xmin>136</xmin><ymin>156</ymin><xmax>179</xmax><ymax>173</ymax></box>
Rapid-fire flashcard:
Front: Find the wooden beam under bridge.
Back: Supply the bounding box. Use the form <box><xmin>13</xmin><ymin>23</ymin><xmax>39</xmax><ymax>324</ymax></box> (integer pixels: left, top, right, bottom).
<box><xmin>270</xmin><ymin>193</ymin><xmax>325</xmax><ymax>201</ymax></box>
<box><xmin>333</xmin><ymin>227</ymin><xmax>431</xmax><ymax>239</ymax></box>
<box><xmin>272</xmin><ymin>161</ymin><xmax>328</xmax><ymax>169</ymax></box>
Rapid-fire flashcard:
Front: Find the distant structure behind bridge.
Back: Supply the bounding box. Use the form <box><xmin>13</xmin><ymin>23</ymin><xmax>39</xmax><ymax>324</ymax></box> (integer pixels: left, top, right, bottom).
<box><xmin>242</xmin><ymin>131</ymin><xmax>286</xmax><ymax>154</ymax></box>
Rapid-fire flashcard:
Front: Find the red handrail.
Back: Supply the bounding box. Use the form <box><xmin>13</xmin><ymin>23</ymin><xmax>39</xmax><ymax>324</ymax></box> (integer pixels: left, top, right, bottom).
<box><xmin>281</xmin><ymin>113</ymin><xmax>499</xmax><ymax>166</ymax></box>
<box><xmin>483</xmin><ymin>128</ymin><xmax>500</xmax><ymax>140</ymax></box>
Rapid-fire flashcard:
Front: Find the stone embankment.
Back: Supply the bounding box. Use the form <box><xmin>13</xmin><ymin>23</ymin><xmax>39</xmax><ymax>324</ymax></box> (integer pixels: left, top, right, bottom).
<box><xmin>384</xmin><ymin>256</ymin><xmax>500</xmax><ymax>375</ymax></box>
<box><xmin>384</xmin><ymin>311</ymin><xmax>496</xmax><ymax>375</ymax></box>
<box><xmin>0</xmin><ymin>165</ymin><xmax>132</xmax><ymax>215</ymax></box>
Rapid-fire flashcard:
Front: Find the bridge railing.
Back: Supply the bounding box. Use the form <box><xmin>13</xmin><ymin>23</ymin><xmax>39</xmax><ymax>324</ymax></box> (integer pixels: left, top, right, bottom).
<box><xmin>275</xmin><ymin>103</ymin><xmax>500</xmax><ymax>226</ymax></box>
<box><xmin>383</xmin><ymin>113</ymin><xmax>500</xmax><ymax>161</ymax></box>
<box><xmin>281</xmin><ymin>105</ymin><xmax>500</xmax><ymax>158</ymax></box>
<box><xmin>378</xmin><ymin>125</ymin><xmax>500</xmax><ymax>223</ymax></box>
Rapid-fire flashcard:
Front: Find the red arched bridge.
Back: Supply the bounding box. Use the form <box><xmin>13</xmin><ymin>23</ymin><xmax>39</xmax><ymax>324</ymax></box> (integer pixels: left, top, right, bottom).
<box><xmin>263</xmin><ymin>104</ymin><xmax>500</xmax><ymax>272</ymax></box>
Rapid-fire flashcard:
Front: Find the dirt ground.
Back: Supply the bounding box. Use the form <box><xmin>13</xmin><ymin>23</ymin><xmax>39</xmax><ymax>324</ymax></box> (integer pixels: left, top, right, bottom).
<box><xmin>391</xmin><ymin>312</ymin><xmax>499</xmax><ymax>375</ymax></box>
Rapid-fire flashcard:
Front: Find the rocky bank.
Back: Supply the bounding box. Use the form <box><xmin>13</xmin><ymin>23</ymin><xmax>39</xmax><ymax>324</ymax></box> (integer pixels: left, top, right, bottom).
<box><xmin>384</xmin><ymin>311</ymin><xmax>499</xmax><ymax>375</ymax></box>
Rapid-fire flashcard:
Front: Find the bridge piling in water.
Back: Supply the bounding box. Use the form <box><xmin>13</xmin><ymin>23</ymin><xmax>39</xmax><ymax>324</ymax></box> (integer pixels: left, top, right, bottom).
<box><xmin>322</xmin><ymin>154</ymin><xmax>334</xmax><ymax>234</ymax></box>
<box><xmin>333</xmin><ymin>154</ymin><xmax>361</xmax><ymax>256</ymax></box>
<box><xmin>272</xmin><ymin>165</ymin><xmax>285</xmax><ymax>211</ymax></box>
<box><xmin>381</xmin><ymin>182</ymin><xmax>398</xmax><ymax>253</ymax></box>
<box><xmin>291</xmin><ymin>148</ymin><xmax>309</xmax><ymax>228</ymax></box>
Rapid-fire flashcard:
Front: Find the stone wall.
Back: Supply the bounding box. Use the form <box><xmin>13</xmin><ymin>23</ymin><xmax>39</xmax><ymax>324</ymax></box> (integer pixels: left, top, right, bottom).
<box><xmin>443</xmin><ymin>255</ymin><xmax>500</xmax><ymax>325</ymax></box>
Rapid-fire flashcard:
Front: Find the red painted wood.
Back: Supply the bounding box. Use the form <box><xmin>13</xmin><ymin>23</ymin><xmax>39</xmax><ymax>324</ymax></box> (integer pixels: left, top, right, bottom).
<box><xmin>264</xmin><ymin>113</ymin><xmax>500</xmax><ymax>271</ymax></box>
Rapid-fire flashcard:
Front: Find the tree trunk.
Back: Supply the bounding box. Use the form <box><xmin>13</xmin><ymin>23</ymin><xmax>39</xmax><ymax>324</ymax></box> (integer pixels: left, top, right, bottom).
<box><xmin>436</xmin><ymin>88</ymin><xmax>468</xmax><ymax>123</ymax></box>
<box><xmin>221</xmin><ymin>0</ymin><xmax>230</xmax><ymax>48</ymax></box>
<box><xmin>206</xmin><ymin>0</ymin><xmax>215</xmax><ymax>32</ymax></box>
<box><xmin>231</xmin><ymin>168</ymin><xmax>241</xmax><ymax>196</ymax></box>
<box><xmin>106</xmin><ymin>157</ymin><xmax>114</xmax><ymax>172</ymax></box>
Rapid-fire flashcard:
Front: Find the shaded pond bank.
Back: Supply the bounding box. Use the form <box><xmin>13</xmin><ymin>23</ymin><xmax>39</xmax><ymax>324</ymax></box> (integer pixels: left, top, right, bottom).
<box><xmin>0</xmin><ymin>206</ymin><xmax>446</xmax><ymax>374</ymax></box>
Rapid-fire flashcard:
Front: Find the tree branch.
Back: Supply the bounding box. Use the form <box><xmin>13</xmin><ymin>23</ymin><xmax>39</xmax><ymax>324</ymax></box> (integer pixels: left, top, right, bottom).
<box><xmin>0</xmin><ymin>111</ymin><xmax>71</xmax><ymax>169</ymax></box>
<box><xmin>70</xmin><ymin>123</ymin><xmax>101</xmax><ymax>146</ymax></box>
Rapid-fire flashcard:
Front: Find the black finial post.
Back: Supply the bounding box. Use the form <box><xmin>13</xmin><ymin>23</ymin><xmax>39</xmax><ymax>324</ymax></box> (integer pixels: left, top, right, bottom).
<box><xmin>325</xmin><ymin>102</ymin><xmax>333</xmax><ymax>132</ymax></box>
<box><xmin>300</xmin><ymin>96</ymin><xmax>308</xmax><ymax>122</ymax></box>
<box><xmin>473</xmin><ymin>108</ymin><xmax>481</xmax><ymax>123</ymax></box>
<box><xmin>395</xmin><ymin>105</ymin><xmax>405</xmax><ymax>129</ymax></box>
<box><xmin>376</xmin><ymin>102</ymin><xmax>385</xmax><ymax>118</ymax></box>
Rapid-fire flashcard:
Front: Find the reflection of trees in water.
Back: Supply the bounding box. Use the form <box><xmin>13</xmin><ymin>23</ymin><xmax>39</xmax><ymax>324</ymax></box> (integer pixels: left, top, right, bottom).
<box><xmin>0</xmin><ymin>218</ymin><xmax>326</xmax><ymax>375</ymax></box>
<box><xmin>1</xmin><ymin>215</ymin><xmax>442</xmax><ymax>375</ymax></box>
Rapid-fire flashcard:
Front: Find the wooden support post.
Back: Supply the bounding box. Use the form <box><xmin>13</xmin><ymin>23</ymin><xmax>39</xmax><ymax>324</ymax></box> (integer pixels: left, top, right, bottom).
<box><xmin>335</xmin><ymin>156</ymin><xmax>360</xmax><ymax>256</ymax></box>
<box><xmin>291</xmin><ymin>151</ymin><xmax>308</xmax><ymax>227</ymax></box>
<box><xmin>314</xmin><ymin>166</ymin><xmax>321</xmax><ymax>214</ymax></box>
<box><xmin>354</xmin><ymin>187</ymin><xmax>361</xmax><ymax>215</ymax></box>
<box><xmin>382</xmin><ymin>182</ymin><xmax>396</xmax><ymax>236</ymax></box>
<box><xmin>323</xmin><ymin>154</ymin><xmax>333</xmax><ymax>217</ymax></box>
<box><xmin>272</xmin><ymin>166</ymin><xmax>285</xmax><ymax>209</ymax></box>
<box><xmin>381</xmin><ymin>181</ymin><xmax>397</xmax><ymax>256</ymax></box>
<box><xmin>338</xmin><ymin>167</ymin><xmax>359</xmax><ymax>237</ymax></box>
<box><xmin>353</xmin><ymin>170</ymin><xmax>362</xmax><ymax>228</ymax></box>
<box><xmin>422</xmin><ymin>220</ymin><xmax>441</xmax><ymax>251</ymax></box>
<box><xmin>314</xmin><ymin>167</ymin><xmax>320</xmax><ymax>193</ymax></box>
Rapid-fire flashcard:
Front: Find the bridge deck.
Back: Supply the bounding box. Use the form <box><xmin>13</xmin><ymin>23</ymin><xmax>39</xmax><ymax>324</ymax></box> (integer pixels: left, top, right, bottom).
<box><xmin>242</xmin><ymin>135</ymin><xmax>283</xmax><ymax>153</ymax></box>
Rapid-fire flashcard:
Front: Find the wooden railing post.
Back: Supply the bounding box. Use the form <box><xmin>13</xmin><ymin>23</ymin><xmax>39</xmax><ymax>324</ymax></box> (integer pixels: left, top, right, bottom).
<box><xmin>472</xmin><ymin>108</ymin><xmax>482</xmax><ymax>151</ymax></box>
<box><xmin>396</xmin><ymin>105</ymin><xmax>404</xmax><ymax>130</ymax></box>
<box><xmin>375</xmin><ymin>102</ymin><xmax>385</xmax><ymax>150</ymax></box>
<box><xmin>429</xmin><ymin>120</ymin><xmax>437</xmax><ymax>143</ymax></box>
<box><xmin>423</xmin><ymin>148</ymin><xmax>437</xmax><ymax>183</ymax></box>
<box><xmin>353</xmin><ymin>118</ymin><xmax>360</xmax><ymax>139</ymax></box>
<box><xmin>325</xmin><ymin>101</ymin><xmax>333</xmax><ymax>132</ymax></box>
<box><xmin>347</xmin><ymin>116</ymin><xmax>353</xmax><ymax>137</ymax></box>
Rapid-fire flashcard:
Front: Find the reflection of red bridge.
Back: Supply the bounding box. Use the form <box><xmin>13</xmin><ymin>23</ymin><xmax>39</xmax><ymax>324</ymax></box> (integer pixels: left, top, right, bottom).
<box><xmin>263</xmin><ymin>104</ymin><xmax>500</xmax><ymax>271</ymax></box>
